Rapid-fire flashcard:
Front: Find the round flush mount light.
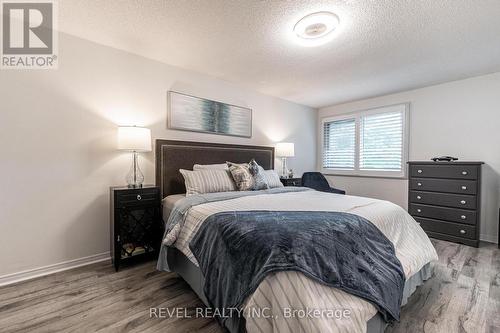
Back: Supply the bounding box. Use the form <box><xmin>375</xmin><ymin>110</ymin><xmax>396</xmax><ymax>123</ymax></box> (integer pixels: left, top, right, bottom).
<box><xmin>293</xmin><ymin>11</ymin><xmax>339</xmax><ymax>42</ymax></box>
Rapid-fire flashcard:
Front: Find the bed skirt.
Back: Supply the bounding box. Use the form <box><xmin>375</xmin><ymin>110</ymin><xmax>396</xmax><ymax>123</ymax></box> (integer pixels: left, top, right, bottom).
<box><xmin>166</xmin><ymin>247</ymin><xmax>433</xmax><ymax>333</ymax></box>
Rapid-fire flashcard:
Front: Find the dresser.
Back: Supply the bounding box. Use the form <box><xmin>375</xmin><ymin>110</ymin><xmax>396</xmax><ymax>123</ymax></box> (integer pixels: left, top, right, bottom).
<box><xmin>408</xmin><ymin>161</ymin><xmax>483</xmax><ymax>247</ymax></box>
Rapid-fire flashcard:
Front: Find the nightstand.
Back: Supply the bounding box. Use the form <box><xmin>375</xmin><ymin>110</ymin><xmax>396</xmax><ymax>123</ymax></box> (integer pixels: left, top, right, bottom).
<box><xmin>280</xmin><ymin>177</ymin><xmax>302</xmax><ymax>187</ymax></box>
<box><xmin>110</xmin><ymin>185</ymin><xmax>163</xmax><ymax>271</ymax></box>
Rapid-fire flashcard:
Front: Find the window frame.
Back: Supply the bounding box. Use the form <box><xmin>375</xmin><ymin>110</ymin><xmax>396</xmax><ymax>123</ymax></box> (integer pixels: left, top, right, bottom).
<box><xmin>320</xmin><ymin>103</ymin><xmax>410</xmax><ymax>179</ymax></box>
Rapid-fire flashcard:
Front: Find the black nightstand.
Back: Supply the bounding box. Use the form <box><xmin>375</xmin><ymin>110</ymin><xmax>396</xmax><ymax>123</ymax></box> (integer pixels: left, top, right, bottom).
<box><xmin>280</xmin><ymin>177</ymin><xmax>302</xmax><ymax>187</ymax></box>
<box><xmin>110</xmin><ymin>185</ymin><xmax>163</xmax><ymax>271</ymax></box>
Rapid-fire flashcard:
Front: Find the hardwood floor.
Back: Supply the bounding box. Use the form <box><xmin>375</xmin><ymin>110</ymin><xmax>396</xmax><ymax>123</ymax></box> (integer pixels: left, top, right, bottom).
<box><xmin>388</xmin><ymin>240</ymin><xmax>500</xmax><ymax>333</ymax></box>
<box><xmin>0</xmin><ymin>239</ymin><xmax>498</xmax><ymax>333</ymax></box>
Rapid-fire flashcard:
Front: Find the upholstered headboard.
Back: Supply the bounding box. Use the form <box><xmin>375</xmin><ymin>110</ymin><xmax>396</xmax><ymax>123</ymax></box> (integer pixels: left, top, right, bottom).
<box><xmin>155</xmin><ymin>140</ymin><xmax>275</xmax><ymax>198</ymax></box>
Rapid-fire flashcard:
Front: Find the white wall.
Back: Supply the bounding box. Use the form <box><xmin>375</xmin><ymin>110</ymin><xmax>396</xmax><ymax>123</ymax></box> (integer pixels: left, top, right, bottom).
<box><xmin>319</xmin><ymin>72</ymin><xmax>500</xmax><ymax>243</ymax></box>
<box><xmin>0</xmin><ymin>33</ymin><xmax>316</xmax><ymax>277</ymax></box>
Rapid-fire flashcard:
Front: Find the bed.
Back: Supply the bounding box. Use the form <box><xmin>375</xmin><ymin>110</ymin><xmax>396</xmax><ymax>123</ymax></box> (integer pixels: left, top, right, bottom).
<box><xmin>155</xmin><ymin>140</ymin><xmax>438</xmax><ymax>333</ymax></box>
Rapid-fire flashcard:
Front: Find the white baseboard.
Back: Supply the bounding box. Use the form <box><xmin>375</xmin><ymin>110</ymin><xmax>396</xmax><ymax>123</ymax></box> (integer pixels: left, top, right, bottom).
<box><xmin>0</xmin><ymin>252</ymin><xmax>110</xmax><ymax>287</ymax></box>
<box><xmin>480</xmin><ymin>233</ymin><xmax>498</xmax><ymax>244</ymax></box>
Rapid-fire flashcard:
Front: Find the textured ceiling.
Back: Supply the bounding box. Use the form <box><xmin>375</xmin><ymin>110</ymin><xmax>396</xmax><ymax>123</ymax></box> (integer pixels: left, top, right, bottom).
<box><xmin>59</xmin><ymin>0</ymin><xmax>500</xmax><ymax>108</ymax></box>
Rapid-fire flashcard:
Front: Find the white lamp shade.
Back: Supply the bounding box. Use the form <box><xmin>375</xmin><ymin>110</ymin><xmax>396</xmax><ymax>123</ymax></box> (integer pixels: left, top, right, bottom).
<box><xmin>275</xmin><ymin>142</ymin><xmax>295</xmax><ymax>157</ymax></box>
<box><xmin>117</xmin><ymin>126</ymin><xmax>152</xmax><ymax>152</ymax></box>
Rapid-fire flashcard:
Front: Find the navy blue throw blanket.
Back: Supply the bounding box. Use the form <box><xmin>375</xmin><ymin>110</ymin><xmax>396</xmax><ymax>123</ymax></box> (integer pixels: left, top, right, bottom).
<box><xmin>189</xmin><ymin>211</ymin><xmax>404</xmax><ymax>329</ymax></box>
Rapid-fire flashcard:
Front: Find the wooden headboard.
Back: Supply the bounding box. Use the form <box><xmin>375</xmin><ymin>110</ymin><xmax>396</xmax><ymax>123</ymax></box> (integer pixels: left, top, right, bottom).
<box><xmin>155</xmin><ymin>140</ymin><xmax>275</xmax><ymax>198</ymax></box>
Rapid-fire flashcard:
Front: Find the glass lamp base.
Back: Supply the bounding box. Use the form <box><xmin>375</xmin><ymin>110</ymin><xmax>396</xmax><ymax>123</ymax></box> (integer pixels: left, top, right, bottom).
<box><xmin>281</xmin><ymin>157</ymin><xmax>288</xmax><ymax>178</ymax></box>
<box><xmin>126</xmin><ymin>152</ymin><xmax>145</xmax><ymax>188</ymax></box>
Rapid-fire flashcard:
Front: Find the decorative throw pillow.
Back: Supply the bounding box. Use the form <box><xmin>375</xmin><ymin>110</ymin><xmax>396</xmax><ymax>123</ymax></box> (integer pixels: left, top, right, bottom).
<box><xmin>262</xmin><ymin>169</ymin><xmax>284</xmax><ymax>188</ymax></box>
<box><xmin>193</xmin><ymin>163</ymin><xmax>229</xmax><ymax>171</ymax></box>
<box><xmin>180</xmin><ymin>169</ymin><xmax>236</xmax><ymax>196</ymax></box>
<box><xmin>248</xmin><ymin>159</ymin><xmax>269</xmax><ymax>190</ymax></box>
<box><xmin>227</xmin><ymin>162</ymin><xmax>254</xmax><ymax>191</ymax></box>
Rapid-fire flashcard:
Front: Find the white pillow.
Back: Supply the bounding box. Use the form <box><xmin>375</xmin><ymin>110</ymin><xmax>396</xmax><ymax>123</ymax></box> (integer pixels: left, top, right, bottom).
<box><xmin>193</xmin><ymin>163</ymin><xmax>229</xmax><ymax>171</ymax></box>
<box><xmin>180</xmin><ymin>169</ymin><xmax>236</xmax><ymax>196</ymax></box>
<box><xmin>262</xmin><ymin>170</ymin><xmax>284</xmax><ymax>188</ymax></box>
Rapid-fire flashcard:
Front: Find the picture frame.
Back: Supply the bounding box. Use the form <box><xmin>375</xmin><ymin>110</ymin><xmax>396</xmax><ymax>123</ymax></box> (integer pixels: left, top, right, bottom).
<box><xmin>167</xmin><ymin>91</ymin><xmax>252</xmax><ymax>138</ymax></box>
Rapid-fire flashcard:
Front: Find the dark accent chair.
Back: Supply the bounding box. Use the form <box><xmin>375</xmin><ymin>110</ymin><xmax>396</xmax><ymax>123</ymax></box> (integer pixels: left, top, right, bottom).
<box><xmin>301</xmin><ymin>172</ymin><xmax>346</xmax><ymax>194</ymax></box>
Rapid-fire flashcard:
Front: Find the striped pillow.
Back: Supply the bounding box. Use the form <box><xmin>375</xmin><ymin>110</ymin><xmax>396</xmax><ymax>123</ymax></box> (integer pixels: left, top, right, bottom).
<box><xmin>262</xmin><ymin>170</ymin><xmax>284</xmax><ymax>188</ymax></box>
<box><xmin>180</xmin><ymin>169</ymin><xmax>236</xmax><ymax>196</ymax></box>
<box><xmin>193</xmin><ymin>163</ymin><xmax>229</xmax><ymax>171</ymax></box>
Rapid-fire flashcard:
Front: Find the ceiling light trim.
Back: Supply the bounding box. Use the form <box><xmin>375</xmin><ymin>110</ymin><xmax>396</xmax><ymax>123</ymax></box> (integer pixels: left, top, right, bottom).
<box><xmin>293</xmin><ymin>11</ymin><xmax>340</xmax><ymax>41</ymax></box>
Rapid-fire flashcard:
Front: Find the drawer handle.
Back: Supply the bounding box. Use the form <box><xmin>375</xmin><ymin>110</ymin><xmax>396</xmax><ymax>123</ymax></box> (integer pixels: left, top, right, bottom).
<box><xmin>462</xmin><ymin>171</ymin><xmax>468</xmax><ymax>175</ymax></box>
<box><xmin>416</xmin><ymin>196</ymin><xmax>422</xmax><ymax>200</ymax></box>
<box><xmin>461</xmin><ymin>186</ymin><xmax>467</xmax><ymax>190</ymax></box>
<box><xmin>459</xmin><ymin>229</ymin><xmax>466</xmax><ymax>234</ymax></box>
<box><xmin>417</xmin><ymin>169</ymin><xmax>423</xmax><ymax>173</ymax></box>
<box><xmin>460</xmin><ymin>200</ymin><xmax>466</xmax><ymax>205</ymax></box>
<box><xmin>461</xmin><ymin>215</ymin><xmax>467</xmax><ymax>220</ymax></box>
<box><xmin>137</xmin><ymin>195</ymin><xmax>142</xmax><ymax>201</ymax></box>
<box><xmin>417</xmin><ymin>209</ymin><xmax>422</xmax><ymax>213</ymax></box>
<box><xmin>417</xmin><ymin>182</ymin><xmax>422</xmax><ymax>186</ymax></box>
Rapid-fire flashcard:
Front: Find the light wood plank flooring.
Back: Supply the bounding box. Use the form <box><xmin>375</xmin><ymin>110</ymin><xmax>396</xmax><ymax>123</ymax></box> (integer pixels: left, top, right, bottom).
<box><xmin>0</xmin><ymin>239</ymin><xmax>498</xmax><ymax>333</ymax></box>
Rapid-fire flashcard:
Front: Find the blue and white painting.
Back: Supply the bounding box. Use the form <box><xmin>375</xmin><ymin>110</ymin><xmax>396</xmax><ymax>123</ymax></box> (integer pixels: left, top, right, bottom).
<box><xmin>168</xmin><ymin>91</ymin><xmax>252</xmax><ymax>138</ymax></box>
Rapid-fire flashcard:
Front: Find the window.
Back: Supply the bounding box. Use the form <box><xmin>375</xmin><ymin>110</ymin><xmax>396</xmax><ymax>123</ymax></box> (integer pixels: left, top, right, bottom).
<box><xmin>323</xmin><ymin>118</ymin><xmax>356</xmax><ymax>170</ymax></box>
<box><xmin>322</xmin><ymin>103</ymin><xmax>409</xmax><ymax>178</ymax></box>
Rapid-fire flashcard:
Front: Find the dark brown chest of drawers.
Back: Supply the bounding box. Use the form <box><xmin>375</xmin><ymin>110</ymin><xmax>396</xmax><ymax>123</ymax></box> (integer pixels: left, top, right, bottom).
<box><xmin>408</xmin><ymin>161</ymin><xmax>483</xmax><ymax>247</ymax></box>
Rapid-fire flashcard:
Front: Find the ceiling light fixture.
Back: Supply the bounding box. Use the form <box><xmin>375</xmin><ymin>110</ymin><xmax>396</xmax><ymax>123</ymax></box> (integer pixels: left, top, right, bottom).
<box><xmin>293</xmin><ymin>11</ymin><xmax>340</xmax><ymax>46</ymax></box>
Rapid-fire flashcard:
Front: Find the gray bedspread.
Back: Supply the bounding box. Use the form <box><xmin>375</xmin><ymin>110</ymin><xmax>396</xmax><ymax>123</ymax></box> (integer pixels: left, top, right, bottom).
<box><xmin>165</xmin><ymin>187</ymin><xmax>311</xmax><ymax>233</ymax></box>
<box><xmin>189</xmin><ymin>210</ymin><xmax>405</xmax><ymax>330</ymax></box>
<box><xmin>157</xmin><ymin>187</ymin><xmax>311</xmax><ymax>271</ymax></box>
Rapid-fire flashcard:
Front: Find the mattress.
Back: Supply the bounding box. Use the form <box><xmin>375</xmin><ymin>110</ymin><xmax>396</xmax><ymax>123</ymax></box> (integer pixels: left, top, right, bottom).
<box><xmin>159</xmin><ymin>189</ymin><xmax>438</xmax><ymax>333</ymax></box>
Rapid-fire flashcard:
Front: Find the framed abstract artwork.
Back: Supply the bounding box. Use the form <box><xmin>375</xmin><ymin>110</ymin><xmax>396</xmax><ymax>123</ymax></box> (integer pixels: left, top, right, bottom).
<box><xmin>167</xmin><ymin>91</ymin><xmax>252</xmax><ymax>138</ymax></box>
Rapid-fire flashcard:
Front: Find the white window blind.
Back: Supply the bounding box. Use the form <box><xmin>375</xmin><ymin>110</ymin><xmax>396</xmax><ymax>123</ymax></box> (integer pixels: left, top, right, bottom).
<box><xmin>321</xmin><ymin>103</ymin><xmax>408</xmax><ymax>177</ymax></box>
<box><xmin>323</xmin><ymin>118</ymin><xmax>356</xmax><ymax>169</ymax></box>
<box><xmin>360</xmin><ymin>111</ymin><xmax>403</xmax><ymax>171</ymax></box>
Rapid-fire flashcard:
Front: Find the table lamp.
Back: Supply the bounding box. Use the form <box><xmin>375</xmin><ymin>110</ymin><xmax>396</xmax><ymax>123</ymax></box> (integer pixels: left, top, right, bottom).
<box><xmin>276</xmin><ymin>142</ymin><xmax>295</xmax><ymax>178</ymax></box>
